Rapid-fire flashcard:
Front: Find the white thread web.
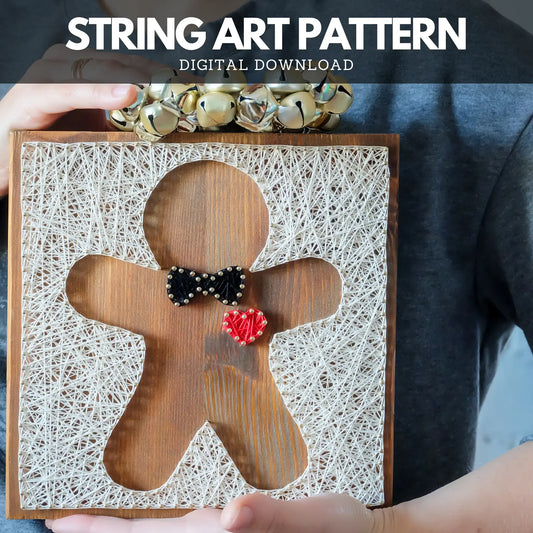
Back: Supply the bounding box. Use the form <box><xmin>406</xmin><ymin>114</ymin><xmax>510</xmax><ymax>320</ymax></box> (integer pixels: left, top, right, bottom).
<box><xmin>18</xmin><ymin>141</ymin><xmax>390</xmax><ymax>509</ymax></box>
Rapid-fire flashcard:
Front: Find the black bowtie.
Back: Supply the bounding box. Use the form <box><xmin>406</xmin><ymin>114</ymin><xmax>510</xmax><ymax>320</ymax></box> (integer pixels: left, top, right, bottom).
<box><xmin>166</xmin><ymin>266</ymin><xmax>246</xmax><ymax>307</ymax></box>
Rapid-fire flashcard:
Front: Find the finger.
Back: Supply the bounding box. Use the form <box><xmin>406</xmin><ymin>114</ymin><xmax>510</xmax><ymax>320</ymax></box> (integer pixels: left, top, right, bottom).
<box><xmin>21</xmin><ymin>58</ymin><xmax>153</xmax><ymax>84</ymax></box>
<box><xmin>46</xmin><ymin>508</ymin><xmax>223</xmax><ymax>533</ymax></box>
<box><xmin>42</xmin><ymin>43</ymin><xmax>168</xmax><ymax>73</ymax></box>
<box><xmin>4</xmin><ymin>83</ymin><xmax>137</xmax><ymax>129</ymax></box>
<box><xmin>220</xmin><ymin>492</ymin><xmax>375</xmax><ymax>533</ymax></box>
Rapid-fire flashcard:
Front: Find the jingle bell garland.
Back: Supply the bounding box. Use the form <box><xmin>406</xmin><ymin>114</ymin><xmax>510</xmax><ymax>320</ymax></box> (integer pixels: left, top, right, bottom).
<box><xmin>108</xmin><ymin>67</ymin><xmax>353</xmax><ymax>140</ymax></box>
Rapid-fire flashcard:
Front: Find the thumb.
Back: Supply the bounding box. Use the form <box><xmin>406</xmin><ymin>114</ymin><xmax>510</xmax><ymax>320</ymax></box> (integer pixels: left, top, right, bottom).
<box><xmin>220</xmin><ymin>492</ymin><xmax>376</xmax><ymax>533</ymax></box>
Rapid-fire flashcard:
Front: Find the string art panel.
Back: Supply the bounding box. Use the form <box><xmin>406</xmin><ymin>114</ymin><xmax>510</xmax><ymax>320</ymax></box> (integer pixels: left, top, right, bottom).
<box><xmin>7</xmin><ymin>132</ymin><xmax>398</xmax><ymax>519</ymax></box>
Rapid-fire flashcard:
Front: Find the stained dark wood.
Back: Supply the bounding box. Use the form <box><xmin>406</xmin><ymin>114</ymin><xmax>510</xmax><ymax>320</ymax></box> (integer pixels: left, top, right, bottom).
<box><xmin>7</xmin><ymin>131</ymin><xmax>398</xmax><ymax>519</ymax></box>
<box><xmin>384</xmin><ymin>135</ymin><xmax>399</xmax><ymax>510</ymax></box>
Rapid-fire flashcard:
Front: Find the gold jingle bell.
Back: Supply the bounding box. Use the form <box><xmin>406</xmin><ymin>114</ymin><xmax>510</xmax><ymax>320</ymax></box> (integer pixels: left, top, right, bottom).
<box><xmin>277</xmin><ymin>91</ymin><xmax>316</xmax><ymax>129</ymax></box>
<box><xmin>196</xmin><ymin>92</ymin><xmax>237</xmax><ymax>128</ymax></box>
<box><xmin>319</xmin><ymin>77</ymin><xmax>354</xmax><ymax>114</ymax></box>
<box><xmin>134</xmin><ymin>122</ymin><xmax>161</xmax><ymax>142</ymax></box>
<box><xmin>262</xmin><ymin>67</ymin><xmax>307</xmax><ymax>95</ymax></box>
<box><xmin>203</xmin><ymin>68</ymin><xmax>247</xmax><ymax>94</ymax></box>
<box><xmin>306</xmin><ymin>111</ymin><xmax>341</xmax><ymax>131</ymax></box>
<box><xmin>160</xmin><ymin>81</ymin><xmax>199</xmax><ymax>116</ymax></box>
<box><xmin>139</xmin><ymin>102</ymin><xmax>179</xmax><ymax>138</ymax></box>
<box><xmin>176</xmin><ymin>115</ymin><xmax>198</xmax><ymax>133</ymax></box>
<box><xmin>305</xmin><ymin>70</ymin><xmax>338</xmax><ymax>103</ymax></box>
<box><xmin>235</xmin><ymin>84</ymin><xmax>278</xmax><ymax>132</ymax></box>
<box><xmin>148</xmin><ymin>68</ymin><xmax>179</xmax><ymax>100</ymax></box>
<box><xmin>120</xmin><ymin>85</ymin><xmax>148</xmax><ymax>121</ymax></box>
<box><xmin>319</xmin><ymin>113</ymin><xmax>341</xmax><ymax>131</ymax></box>
<box><xmin>108</xmin><ymin>109</ymin><xmax>135</xmax><ymax>132</ymax></box>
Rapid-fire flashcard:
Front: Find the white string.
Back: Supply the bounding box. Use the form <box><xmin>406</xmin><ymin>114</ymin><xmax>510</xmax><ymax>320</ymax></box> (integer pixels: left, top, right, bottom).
<box><xmin>18</xmin><ymin>141</ymin><xmax>390</xmax><ymax>510</ymax></box>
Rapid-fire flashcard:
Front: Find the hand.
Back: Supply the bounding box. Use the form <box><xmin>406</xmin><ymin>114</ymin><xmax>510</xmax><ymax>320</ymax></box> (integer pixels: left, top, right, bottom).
<box><xmin>45</xmin><ymin>493</ymin><xmax>385</xmax><ymax>533</ymax></box>
<box><xmin>45</xmin><ymin>508</ymin><xmax>224</xmax><ymax>533</ymax></box>
<box><xmin>0</xmin><ymin>44</ymin><xmax>163</xmax><ymax>196</ymax></box>
<box><xmin>221</xmin><ymin>492</ymin><xmax>381</xmax><ymax>533</ymax></box>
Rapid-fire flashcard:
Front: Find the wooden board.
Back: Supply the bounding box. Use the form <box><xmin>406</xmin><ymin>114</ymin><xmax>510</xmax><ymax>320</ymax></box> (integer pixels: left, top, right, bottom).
<box><xmin>7</xmin><ymin>131</ymin><xmax>398</xmax><ymax>519</ymax></box>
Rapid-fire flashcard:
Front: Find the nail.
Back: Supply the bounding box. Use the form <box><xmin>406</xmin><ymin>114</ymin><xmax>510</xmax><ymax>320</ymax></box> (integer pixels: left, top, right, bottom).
<box><xmin>226</xmin><ymin>505</ymin><xmax>254</xmax><ymax>530</ymax></box>
<box><xmin>45</xmin><ymin>519</ymin><xmax>54</xmax><ymax>530</ymax></box>
<box><xmin>112</xmin><ymin>84</ymin><xmax>132</xmax><ymax>97</ymax></box>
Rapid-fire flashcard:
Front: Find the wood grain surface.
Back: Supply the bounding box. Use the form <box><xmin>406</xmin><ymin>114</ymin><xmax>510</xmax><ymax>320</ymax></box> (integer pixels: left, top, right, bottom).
<box><xmin>7</xmin><ymin>131</ymin><xmax>399</xmax><ymax>519</ymax></box>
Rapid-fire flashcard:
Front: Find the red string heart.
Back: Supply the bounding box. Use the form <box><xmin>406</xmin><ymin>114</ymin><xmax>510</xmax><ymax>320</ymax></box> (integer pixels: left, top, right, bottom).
<box><xmin>222</xmin><ymin>308</ymin><xmax>268</xmax><ymax>346</ymax></box>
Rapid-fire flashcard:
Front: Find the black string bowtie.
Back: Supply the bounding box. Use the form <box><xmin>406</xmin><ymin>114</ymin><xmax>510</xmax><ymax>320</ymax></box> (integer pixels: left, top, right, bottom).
<box><xmin>166</xmin><ymin>266</ymin><xmax>246</xmax><ymax>307</ymax></box>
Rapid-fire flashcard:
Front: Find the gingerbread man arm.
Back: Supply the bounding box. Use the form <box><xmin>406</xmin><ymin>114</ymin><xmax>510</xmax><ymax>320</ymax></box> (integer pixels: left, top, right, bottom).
<box><xmin>66</xmin><ymin>254</ymin><xmax>167</xmax><ymax>335</ymax></box>
<box><xmin>248</xmin><ymin>258</ymin><xmax>341</xmax><ymax>334</ymax></box>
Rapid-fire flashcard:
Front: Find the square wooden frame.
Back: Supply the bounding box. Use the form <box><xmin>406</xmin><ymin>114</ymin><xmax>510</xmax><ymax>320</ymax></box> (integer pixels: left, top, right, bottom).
<box><xmin>7</xmin><ymin>131</ymin><xmax>398</xmax><ymax>518</ymax></box>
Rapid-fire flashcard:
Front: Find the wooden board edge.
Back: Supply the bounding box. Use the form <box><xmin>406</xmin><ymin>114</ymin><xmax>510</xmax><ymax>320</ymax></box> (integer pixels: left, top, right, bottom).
<box><xmin>12</xmin><ymin>130</ymin><xmax>399</xmax><ymax>149</ymax></box>
<box><xmin>6</xmin><ymin>131</ymin><xmax>22</xmax><ymax>519</ymax></box>
<box><xmin>384</xmin><ymin>136</ymin><xmax>399</xmax><ymax>508</ymax></box>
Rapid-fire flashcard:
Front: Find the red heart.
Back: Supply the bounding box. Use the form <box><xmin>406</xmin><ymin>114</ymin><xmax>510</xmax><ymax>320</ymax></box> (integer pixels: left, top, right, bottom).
<box><xmin>222</xmin><ymin>308</ymin><xmax>268</xmax><ymax>346</ymax></box>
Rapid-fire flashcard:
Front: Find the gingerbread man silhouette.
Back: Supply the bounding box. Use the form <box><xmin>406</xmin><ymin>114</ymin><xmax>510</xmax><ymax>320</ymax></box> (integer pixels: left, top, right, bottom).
<box><xmin>66</xmin><ymin>160</ymin><xmax>341</xmax><ymax>491</ymax></box>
